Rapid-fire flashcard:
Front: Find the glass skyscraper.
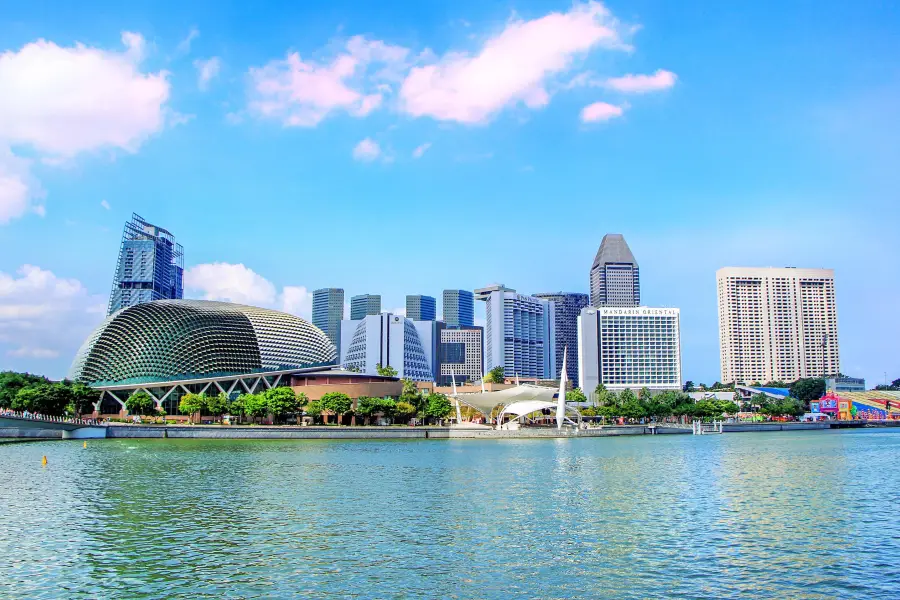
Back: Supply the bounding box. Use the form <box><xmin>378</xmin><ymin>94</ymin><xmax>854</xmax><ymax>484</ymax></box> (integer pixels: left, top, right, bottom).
<box><xmin>107</xmin><ymin>213</ymin><xmax>183</xmax><ymax>315</ymax></box>
<box><xmin>442</xmin><ymin>289</ymin><xmax>474</xmax><ymax>327</ymax></box>
<box><xmin>406</xmin><ymin>295</ymin><xmax>436</xmax><ymax>321</ymax></box>
<box><xmin>312</xmin><ymin>288</ymin><xmax>344</xmax><ymax>351</ymax></box>
<box><xmin>590</xmin><ymin>233</ymin><xmax>640</xmax><ymax>307</ymax></box>
<box><xmin>350</xmin><ymin>294</ymin><xmax>381</xmax><ymax>320</ymax></box>
<box><xmin>533</xmin><ymin>292</ymin><xmax>589</xmax><ymax>384</ymax></box>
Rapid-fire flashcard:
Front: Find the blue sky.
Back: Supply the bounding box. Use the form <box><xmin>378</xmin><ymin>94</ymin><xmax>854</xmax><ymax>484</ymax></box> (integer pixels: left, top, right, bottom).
<box><xmin>0</xmin><ymin>1</ymin><xmax>897</xmax><ymax>387</ymax></box>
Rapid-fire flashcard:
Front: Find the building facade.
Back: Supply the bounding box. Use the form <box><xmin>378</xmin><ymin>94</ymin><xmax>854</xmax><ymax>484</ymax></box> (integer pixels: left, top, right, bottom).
<box><xmin>438</xmin><ymin>325</ymin><xmax>484</xmax><ymax>386</ymax></box>
<box><xmin>340</xmin><ymin>313</ymin><xmax>432</xmax><ymax>381</ymax></box>
<box><xmin>589</xmin><ymin>233</ymin><xmax>640</xmax><ymax>308</ymax></box>
<box><xmin>442</xmin><ymin>289</ymin><xmax>474</xmax><ymax>327</ymax></box>
<box><xmin>578</xmin><ymin>306</ymin><xmax>682</xmax><ymax>394</ymax></box>
<box><xmin>533</xmin><ymin>292</ymin><xmax>589</xmax><ymax>385</ymax></box>
<box><xmin>350</xmin><ymin>294</ymin><xmax>381</xmax><ymax>320</ymax></box>
<box><xmin>475</xmin><ymin>284</ymin><xmax>556</xmax><ymax>379</ymax></box>
<box><xmin>406</xmin><ymin>295</ymin><xmax>436</xmax><ymax>321</ymax></box>
<box><xmin>312</xmin><ymin>288</ymin><xmax>344</xmax><ymax>352</ymax></box>
<box><xmin>107</xmin><ymin>213</ymin><xmax>184</xmax><ymax>315</ymax></box>
<box><xmin>716</xmin><ymin>267</ymin><xmax>840</xmax><ymax>384</ymax></box>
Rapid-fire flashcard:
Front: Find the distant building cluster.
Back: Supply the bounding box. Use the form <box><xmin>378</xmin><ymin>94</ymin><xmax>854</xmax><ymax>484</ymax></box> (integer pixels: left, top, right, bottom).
<box><xmin>88</xmin><ymin>212</ymin><xmax>853</xmax><ymax>411</ymax></box>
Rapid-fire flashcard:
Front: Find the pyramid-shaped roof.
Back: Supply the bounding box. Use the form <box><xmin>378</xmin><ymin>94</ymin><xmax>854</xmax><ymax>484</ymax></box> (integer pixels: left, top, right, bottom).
<box><xmin>592</xmin><ymin>234</ymin><xmax>638</xmax><ymax>269</ymax></box>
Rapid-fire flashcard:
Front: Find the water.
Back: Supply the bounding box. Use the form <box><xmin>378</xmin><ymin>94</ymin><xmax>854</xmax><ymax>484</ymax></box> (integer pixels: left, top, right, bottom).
<box><xmin>1</xmin><ymin>430</ymin><xmax>898</xmax><ymax>599</ymax></box>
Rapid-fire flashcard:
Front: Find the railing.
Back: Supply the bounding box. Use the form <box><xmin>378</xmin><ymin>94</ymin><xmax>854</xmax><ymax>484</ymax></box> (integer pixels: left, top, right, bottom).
<box><xmin>0</xmin><ymin>410</ymin><xmax>103</xmax><ymax>427</ymax></box>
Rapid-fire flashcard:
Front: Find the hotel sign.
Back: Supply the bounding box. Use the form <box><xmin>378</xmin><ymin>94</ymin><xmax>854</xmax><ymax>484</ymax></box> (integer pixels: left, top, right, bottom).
<box><xmin>599</xmin><ymin>307</ymin><xmax>680</xmax><ymax>317</ymax></box>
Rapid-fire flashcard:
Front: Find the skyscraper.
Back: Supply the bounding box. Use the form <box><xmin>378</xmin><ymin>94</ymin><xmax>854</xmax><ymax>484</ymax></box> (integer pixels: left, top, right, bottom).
<box><xmin>442</xmin><ymin>289</ymin><xmax>474</xmax><ymax>326</ymax></box>
<box><xmin>312</xmin><ymin>288</ymin><xmax>344</xmax><ymax>351</ymax></box>
<box><xmin>578</xmin><ymin>306</ymin><xmax>682</xmax><ymax>393</ymax></box>
<box><xmin>716</xmin><ymin>267</ymin><xmax>840</xmax><ymax>384</ymax></box>
<box><xmin>533</xmin><ymin>292</ymin><xmax>589</xmax><ymax>384</ymax></box>
<box><xmin>590</xmin><ymin>234</ymin><xmax>640</xmax><ymax>307</ymax></box>
<box><xmin>475</xmin><ymin>284</ymin><xmax>555</xmax><ymax>379</ymax></box>
<box><xmin>406</xmin><ymin>295</ymin><xmax>436</xmax><ymax>321</ymax></box>
<box><xmin>107</xmin><ymin>213</ymin><xmax>183</xmax><ymax>315</ymax></box>
<box><xmin>350</xmin><ymin>294</ymin><xmax>381</xmax><ymax>320</ymax></box>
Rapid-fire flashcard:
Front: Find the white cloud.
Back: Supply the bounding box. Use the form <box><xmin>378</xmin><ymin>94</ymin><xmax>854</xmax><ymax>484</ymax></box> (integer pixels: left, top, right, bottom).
<box><xmin>606</xmin><ymin>69</ymin><xmax>676</xmax><ymax>93</ymax></box>
<box><xmin>352</xmin><ymin>138</ymin><xmax>381</xmax><ymax>161</ymax></box>
<box><xmin>176</xmin><ymin>27</ymin><xmax>200</xmax><ymax>55</ymax></box>
<box><xmin>412</xmin><ymin>142</ymin><xmax>432</xmax><ymax>158</ymax></box>
<box><xmin>0</xmin><ymin>148</ymin><xmax>36</xmax><ymax>224</ymax></box>
<box><xmin>194</xmin><ymin>57</ymin><xmax>221</xmax><ymax>90</ymax></box>
<box><xmin>184</xmin><ymin>262</ymin><xmax>315</xmax><ymax>320</ymax></box>
<box><xmin>248</xmin><ymin>35</ymin><xmax>409</xmax><ymax>127</ymax></box>
<box><xmin>580</xmin><ymin>101</ymin><xmax>624</xmax><ymax>122</ymax></box>
<box><xmin>0</xmin><ymin>265</ymin><xmax>105</xmax><ymax>363</ymax></box>
<box><xmin>282</xmin><ymin>286</ymin><xmax>313</xmax><ymax>320</ymax></box>
<box><xmin>0</xmin><ymin>32</ymin><xmax>172</xmax><ymax>223</ymax></box>
<box><xmin>100</xmin><ymin>199</ymin><xmax>110</xmax><ymax>210</ymax></box>
<box><xmin>0</xmin><ymin>33</ymin><xmax>170</xmax><ymax>157</ymax></box>
<box><xmin>399</xmin><ymin>1</ymin><xmax>630</xmax><ymax>124</ymax></box>
<box><xmin>184</xmin><ymin>262</ymin><xmax>277</xmax><ymax>306</ymax></box>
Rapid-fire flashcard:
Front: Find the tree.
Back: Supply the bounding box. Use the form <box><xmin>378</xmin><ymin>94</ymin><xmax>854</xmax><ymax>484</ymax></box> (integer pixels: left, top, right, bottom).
<box><xmin>321</xmin><ymin>392</ymin><xmax>352</xmax><ymax>424</ymax></box>
<box><xmin>789</xmin><ymin>378</ymin><xmax>826</xmax><ymax>406</ymax></box>
<box><xmin>0</xmin><ymin>371</ymin><xmax>50</xmax><ymax>409</ymax></box>
<box><xmin>484</xmin><ymin>366</ymin><xmax>505</xmax><ymax>384</ymax></box>
<box><xmin>71</xmin><ymin>383</ymin><xmax>100</xmax><ymax>415</ymax></box>
<box><xmin>345</xmin><ymin>365</ymin><xmax>361</xmax><ymax>373</ymax></box>
<box><xmin>375</xmin><ymin>363</ymin><xmax>398</xmax><ymax>378</ymax></box>
<box><xmin>240</xmin><ymin>393</ymin><xmax>269</xmax><ymax>423</ymax></box>
<box><xmin>264</xmin><ymin>387</ymin><xmax>302</xmax><ymax>423</ymax></box>
<box><xmin>424</xmin><ymin>393</ymin><xmax>452</xmax><ymax>422</ymax></box>
<box><xmin>566</xmin><ymin>388</ymin><xmax>588</xmax><ymax>404</ymax></box>
<box><xmin>394</xmin><ymin>401</ymin><xmax>416</xmax><ymax>423</ymax></box>
<box><xmin>206</xmin><ymin>392</ymin><xmax>230</xmax><ymax>418</ymax></box>
<box><xmin>125</xmin><ymin>391</ymin><xmax>156</xmax><ymax>416</ymax></box>
<box><xmin>356</xmin><ymin>396</ymin><xmax>378</xmax><ymax>424</ymax></box>
<box><xmin>179</xmin><ymin>393</ymin><xmax>207</xmax><ymax>417</ymax></box>
<box><xmin>618</xmin><ymin>389</ymin><xmax>644</xmax><ymax>420</ymax></box>
<box><xmin>683</xmin><ymin>381</ymin><xmax>695</xmax><ymax>392</ymax></box>
<box><xmin>750</xmin><ymin>392</ymin><xmax>771</xmax><ymax>412</ymax></box>
<box><xmin>764</xmin><ymin>381</ymin><xmax>788</xmax><ymax>388</ymax></box>
<box><xmin>13</xmin><ymin>383</ymin><xmax>74</xmax><ymax>415</ymax></box>
<box><xmin>400</xmin><ymin>379</ymin><xmax>423</xmax><ymax>412</ymax></box>
<box><xmin>304</xmin><ymin>399</ymin><xmax>324</xmax><ymax>420</ymax></box>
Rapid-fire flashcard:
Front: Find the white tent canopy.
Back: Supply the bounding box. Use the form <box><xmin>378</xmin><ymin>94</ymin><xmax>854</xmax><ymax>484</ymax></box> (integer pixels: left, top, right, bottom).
<box><xmin>498</xmin><ymin>400</ymin><xmax>582</xmax><ymax>426</ymax></box>
<box><xmin>454</xmin><ymin>384</ymin><xmax>560</xmax><ymax>417</ymax></box>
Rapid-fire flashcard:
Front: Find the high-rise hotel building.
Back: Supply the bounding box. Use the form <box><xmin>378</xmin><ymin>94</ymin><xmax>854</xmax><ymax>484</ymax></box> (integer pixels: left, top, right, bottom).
<box><xmin>475</xmin><ymin>284</ymin><xmax>556</xmax><ymax>380</ymax></box>
<box><xmin>716</xmin><ymin>267</ymin><xmax>839</xmax><ymax>384</ymax></box>
<box><xmin>578</xmin><ymin>306</ymin><xmax>682</xmax><ymax>393</ymax></box>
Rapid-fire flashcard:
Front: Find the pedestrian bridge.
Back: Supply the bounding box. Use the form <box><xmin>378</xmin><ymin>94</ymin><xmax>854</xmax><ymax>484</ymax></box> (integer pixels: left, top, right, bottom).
<box><xmin>0</xmin><ymin>414</ymin><xmax>108</xmax><ymax>438</ymax></box>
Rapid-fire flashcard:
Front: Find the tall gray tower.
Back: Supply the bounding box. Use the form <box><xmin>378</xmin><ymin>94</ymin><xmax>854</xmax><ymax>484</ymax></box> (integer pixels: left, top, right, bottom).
<box><xmin>312</xmin><ymin>288</ymin><xmax>344</xmax><ymax>351</ymax></box>
<box><xmin>590</xmin><ymin>234</ymin><xmax>639</xmax><ymax>307</ymax></box>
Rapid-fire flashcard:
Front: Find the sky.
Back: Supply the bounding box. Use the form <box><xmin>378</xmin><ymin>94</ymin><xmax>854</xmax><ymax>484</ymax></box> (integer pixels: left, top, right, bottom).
<box><xmin>0</xmin><ymin>0</ymin><xmax>898</xmax><ymax>387</ymax></box>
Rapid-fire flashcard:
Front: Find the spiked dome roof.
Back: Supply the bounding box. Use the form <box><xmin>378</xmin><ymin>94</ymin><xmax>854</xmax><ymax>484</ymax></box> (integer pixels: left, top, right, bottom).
<box><xmin>69</xmin><ymin>300</ymin><xmax>337</xmax><ymax>386</ymax></box>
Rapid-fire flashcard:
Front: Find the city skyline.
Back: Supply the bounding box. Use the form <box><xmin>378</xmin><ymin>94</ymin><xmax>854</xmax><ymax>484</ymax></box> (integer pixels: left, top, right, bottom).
<box><xmin>0</xmin><ymin>1</ymin><xmax>897</xmax><ymax>388</ymax></box>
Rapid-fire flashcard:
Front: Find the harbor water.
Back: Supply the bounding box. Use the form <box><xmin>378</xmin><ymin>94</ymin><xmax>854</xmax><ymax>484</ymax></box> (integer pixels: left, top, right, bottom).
<box><xmin>1</xmin><ymin>429</ymin><xmax>898</xmax><ymax>598</ymax></box>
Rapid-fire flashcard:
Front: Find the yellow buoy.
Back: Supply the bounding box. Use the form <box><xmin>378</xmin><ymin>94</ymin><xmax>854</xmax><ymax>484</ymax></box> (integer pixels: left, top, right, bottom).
<box><xmin>42</xmin><ymin>455</ymin><xmax>47</xmax><ymax>466</ymax></box>
<box><xmin>83</xmin><ymin>441</ymin><xmax>87</xmax><ymax>448</ymax></box>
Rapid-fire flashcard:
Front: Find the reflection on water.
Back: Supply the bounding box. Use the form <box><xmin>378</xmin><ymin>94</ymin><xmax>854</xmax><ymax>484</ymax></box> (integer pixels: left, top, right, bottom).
<box><xmin>1</xmin><ymin>431</ymin><xmax>898</xmax><ymax>598</ymax></box>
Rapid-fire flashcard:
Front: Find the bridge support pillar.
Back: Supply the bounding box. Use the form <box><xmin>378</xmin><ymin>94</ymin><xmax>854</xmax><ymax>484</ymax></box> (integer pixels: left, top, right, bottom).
<box><xmin>62</xmin><ymin>427</ymin><xmax>108</xmax><ymax>439</ymax></box>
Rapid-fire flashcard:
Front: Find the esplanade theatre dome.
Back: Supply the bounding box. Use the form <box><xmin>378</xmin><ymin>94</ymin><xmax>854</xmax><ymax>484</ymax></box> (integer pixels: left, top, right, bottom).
<box><xmin>69</xmin><ymin>300</ymin><xmax>337</xmax><ymax>386</ymax></box>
